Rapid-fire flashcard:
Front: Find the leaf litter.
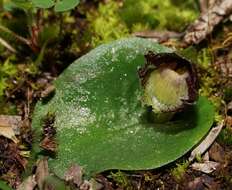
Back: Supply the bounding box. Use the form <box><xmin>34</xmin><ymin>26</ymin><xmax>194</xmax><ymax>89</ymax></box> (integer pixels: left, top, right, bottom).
<box><xmin>0</xmin><ymin>115</ymin><xmax>21</xmax><ymax>143</ymax></box>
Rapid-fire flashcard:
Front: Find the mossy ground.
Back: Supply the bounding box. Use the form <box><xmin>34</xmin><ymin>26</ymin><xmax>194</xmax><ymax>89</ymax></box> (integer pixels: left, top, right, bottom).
<box><xmin>0</xmin><ymin>0</ymin><xmax>231</xmax><ymax>189</ymax></box>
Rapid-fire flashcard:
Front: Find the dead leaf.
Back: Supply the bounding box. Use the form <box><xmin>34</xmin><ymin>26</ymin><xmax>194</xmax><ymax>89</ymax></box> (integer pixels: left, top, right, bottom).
<box><xmin>35</xmin><ymin>158</ymin><xmax>49</xmax><ymax>190</ymax></box>
<box><xmin>0</xmin><ymin>126</ymin><xmax>18</xmax><ymax>143</ymax></box>
<box><xmin>0</xmin><ymin>115</ymin><xmax>22</xmax><ymax>133</ymax></box>
<box><xmin>17</xmin><ymin>176</ymin><xmax>37</xmax><ymax>190</ymax></box>
<box><xmin>209</xmin><ymin>142</ymin><xmax>225</xmax><ymax>162</ymax></box>
<box><xmin>186</xmin><ymin>177</ymin><xmax>205</xmax><ymax>190</ymax></box>
<box><xmin>0</xmin><ymin>115</ymin><xmax>22</xmax><ymax>143</ymax></box>
<box><xmin>64</xmin><ymin>164</ymin><xmax>83</xmax><ymax>187</ymax></box>
<box><xmin>40</xmin><ymin>136</ymin><xmax>57</xmax><ymax>152</ymax></box>
<box><xmin>189</xmin><ymin>121</ymin><xmax>224</xmax><ymax>162</ymax></box>
<box><xmin>186</xmin><ymin>175</ymin><xmax>220</xmax><ymax>190</ymax></box>
<box><xmin>191</xmin><ymin>161</ymin><xmax>220</xmax><ymax>173</ymax></box>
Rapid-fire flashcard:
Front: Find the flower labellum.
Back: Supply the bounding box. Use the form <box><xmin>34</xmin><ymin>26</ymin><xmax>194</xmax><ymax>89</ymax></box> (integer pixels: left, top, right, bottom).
<box><xmin>139</xmin><ymin>52</ymin><xmax>198</xmax><ymax>116</ymax></box>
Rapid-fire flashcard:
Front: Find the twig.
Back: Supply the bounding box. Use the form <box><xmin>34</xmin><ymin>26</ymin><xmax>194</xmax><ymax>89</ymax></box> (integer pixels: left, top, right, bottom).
<box><xmin>199</xmin><ymin>0</ymin><xmax>221</xmax><ymax>14</ymax></box>
<box><xmin>0</xmin><ymin>36</ymin><xmax>17</xmax><ymax>53</ymax></box>
<box><xmin>133</xmin><ymin>31</ymin><xmax>184</xmax><ymax>43</ymax></box>
<box><xmin>184</xmin><ymin>0</ymin><xmax>232</xmax><ymax>45</ymax></box>
<box><xmin>189</xmin><ymin>121</ymin><xmax>224</xmax><ymax>162</ymax></box>
<box><xmin>0</xmin><ymin>24</ymin><xmax>30</xmax><ymax>46</ymax></box>
<box><xmin>199</xmin><ymin>0</ymin><xmax>208</xmax><ymax>14</ymax></box>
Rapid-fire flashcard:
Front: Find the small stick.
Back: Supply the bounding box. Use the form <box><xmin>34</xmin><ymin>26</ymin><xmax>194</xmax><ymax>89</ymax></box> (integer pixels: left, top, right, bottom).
<box><xmin>184</xmin><ymin>0</ymin><xmax>232</xmax><ymax>45</ymax></box>
<box><xmin>189</xmin><ymin>121</ymin><xmax>224</xmax><ymax>162</ymax></box>
<box><xmin>0</xmin><ymin>36</ymin><xmax>17</xmax><ymax>53</ymax></box>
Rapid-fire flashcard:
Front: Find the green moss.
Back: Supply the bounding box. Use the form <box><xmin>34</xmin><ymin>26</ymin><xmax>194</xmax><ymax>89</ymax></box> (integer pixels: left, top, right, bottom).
<box><xmin>0</xmin><ymin>57</ymin><xmax>17</xmax><ymax>97</ymax></box>
<box><xmin>0</xmin><ymin>100</ymin><xmax>17</xmax><ymax>115</ymax></box>
<box><xmin>0</xmin><ymin>57</ymin><xmax>18</xmax><ymax>114</ymax></box>
<box><xmin>171</xmin><ymin>161</ymin><xmax>189</xmax><ymax>181</ymax></box>
<box><xmin>199</xmin><ymin>65</ymin><xmax>223</xmax><ymax>122</ymax></box>
<box><xmin>86</xmin><ymin>0</ymin><xmax>198</xmax><ymax>47</ymax></box>
<box><xmin>217</xmin><ymin>126</ymin><xmax>232</xmax><ymax>146</ymax></box>
<box><xmin>182</xmin><ymin>47</ymin><xmax>224</xmax><ymax>123</ymax></box>
<box><xmin>120</xmin><ymin>0</ymin><xmax>198</xmax><ymax>32</ymax></box>
<box><xmin>197</xmin><ymin>48</ymin><xmax>214</xmax><ymax>69</ymax></box>
<box><xmin>224</xmin><ymin>88</ymin><xmax>232</xmax><ymax>103</ymax></box>
<box><xmin>110</xmin><ymin>171</ymin><xmax>133</xmax><ymax>190</ymax></box>
<box><xmin>195</xmin><ymin>154</ymin><xmax>203</xmax><ymax>162</ymax></box>
<box><xmin>86</xmin><ymin>1</ymin><xmax>129</xmax><ymax>47</ymax></box>
<box><xmin>131</xmin><ymin>23</ymin><xmax>151</xmax><ymax>32</ymax></box>
<box><xmin>119</xmin><ymin>0</ymin><xmax>159</xmax><ymax>30</ymax></box>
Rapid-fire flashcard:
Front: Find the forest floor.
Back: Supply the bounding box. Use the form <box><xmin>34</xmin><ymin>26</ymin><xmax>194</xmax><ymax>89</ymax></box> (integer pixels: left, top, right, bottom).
<box><xmin>0</xmin><ymin>0</ymin><xmax>232</xmax><ymax>189</ymax></box>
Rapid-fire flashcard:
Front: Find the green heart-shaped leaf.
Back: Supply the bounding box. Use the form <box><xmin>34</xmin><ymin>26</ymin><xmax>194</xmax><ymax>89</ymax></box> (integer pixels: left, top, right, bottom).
<box><xmin>32</xmin><ymin>0</ymin><xmax>54</xmax><ymax>9</ymax></box>
<box><xmin>54</xmin><ymin>0</ymin><xmax>80</xmax><ymax>12</ymax></box>
<box><xmin>31</xmin><ymin>0</ymin><xmax>80</xmax><ymax>11</ymax></box>
<box><xmin>32</xmin><ymin>38</ymin><xmax>214</xmax><ymax>178</ymax></box>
